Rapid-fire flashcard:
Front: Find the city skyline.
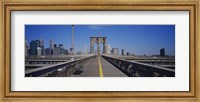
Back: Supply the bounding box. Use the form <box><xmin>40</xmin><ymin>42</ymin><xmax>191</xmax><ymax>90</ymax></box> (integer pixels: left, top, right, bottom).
<box><xmin>25</xmin><ymin>25</ymin><xmax>175</xmax><ymax>56</ymax></box>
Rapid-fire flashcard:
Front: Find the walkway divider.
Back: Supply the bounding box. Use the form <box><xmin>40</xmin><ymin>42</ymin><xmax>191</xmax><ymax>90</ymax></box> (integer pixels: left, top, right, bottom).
<box><xmin>98</xmin><ymin>54</ymin><xmax>104</xmax><ymax>77</ymax></box>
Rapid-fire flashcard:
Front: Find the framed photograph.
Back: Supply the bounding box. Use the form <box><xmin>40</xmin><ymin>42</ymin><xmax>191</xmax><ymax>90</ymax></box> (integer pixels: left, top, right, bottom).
<box><xmin>1</xmin><ymin>0</ymin><xmax>199</xmax><ymax>101</ymax></box>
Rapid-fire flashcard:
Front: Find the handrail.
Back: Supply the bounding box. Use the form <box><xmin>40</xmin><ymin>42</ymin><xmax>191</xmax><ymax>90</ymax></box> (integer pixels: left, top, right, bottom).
<box><xmin>101</xmin><ymin>54</ymin><xmax>175</xmax><ymax>77</ymax></box>
<box><xmin>25</xmin><ymin>54</ymin><xmax>96</xmax><ymax>77</ymax></box>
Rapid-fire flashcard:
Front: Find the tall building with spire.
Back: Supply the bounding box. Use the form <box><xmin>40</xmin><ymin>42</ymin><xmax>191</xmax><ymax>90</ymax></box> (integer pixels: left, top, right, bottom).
<box><xmin>70</xmin><ymin>25</ymin><xmax>75</xmax><ymax>55</ymax></box>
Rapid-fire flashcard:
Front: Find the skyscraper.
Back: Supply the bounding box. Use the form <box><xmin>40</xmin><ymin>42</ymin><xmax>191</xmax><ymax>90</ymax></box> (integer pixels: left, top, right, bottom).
<box><xmin>49</xmin><ymin>40</ymin><xmax>54</xmax><ymax>55</ymax></box>
<box><xmin>160</xmin><ymin>48</ymin><xmax>165</xmax><ymax>56</ymax></box>
<box><xmin>40</xmin><ymin>38</ymin><xmax>45</xmax><ymax>55</ymax></box>
<box><xmin>40</xmin><ymin>46</ymin><xmax>45</xmax><ymax>55</ymax></box>
<box><xmin>35</xmin><ymin>40</ymin><xmax>40</xmax><ymax>47</ymax></box>
<box><xmin>49</xmin><ymin>40</ymin><xmax>54</xmax><ymax>50</ymax></box>
<box><xmin>122</xmin><ymin>49</ymin><xmax>126</xmax><ymax>56</ymax></box>
<box><xmin>37</xmin><ymin>47</ymin><xmax>42</xmax><ymax>56</ymax></box>
<box><xmin>29</xmin><ymin>40</ymin><xmax>37</xmax><ymax>55</ymax></box>
<box><xmin>40</xmin><ymin>38</ymin><xmax>44</xmax><ymax>47</ymax></box>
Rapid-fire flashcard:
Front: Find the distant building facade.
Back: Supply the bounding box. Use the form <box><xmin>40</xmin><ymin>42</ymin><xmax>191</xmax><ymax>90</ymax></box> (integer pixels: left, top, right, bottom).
<box><xmin>45</xmin><ymin>48</ymin><xmax>53</xmax><ymax>55</ymax></box>
<box><xmin>53</xmin><ymin>46</ymin><xmax>60</xmax><ymax>55</ymax></box>
<box><xmin>53</xmin><ymin>46</ymin><xmax>67</xmax><ymax>55</ymax></box>
<box><xmin>34</xmin><ymin>39</ymin><xmax>45</xmax><ymax>55</ymax></box>
<box><xmin>160</xmin><ymin>48</ymin><xmax>165</xmax><ymax>56</ymax></box>
<box><xmin>35</xmin><ymin>40</ymin><xmax>40</xmax><ymax>47</ymax></box>
<box><xmin>27</xmin><ymin>39</ymin><xmax>68</xmax><ymax>56</ymax></box>
<box><xmin>29</xmin><ymin>40</ymin><xmax>37</xmax><ymax>55</ymax></box>
<box><xmin>25</xmin><ymin>40</ymin><xmax>29</xmax><ymax>56</ymax></box>
<box><xmin>59</xmin><ymin>44</ymin><xmax>64</xmax><ymax>49</ymax></box>
<box><xmin>40</xmin><ymin>38</ymin><xmax>44</xmax><ymax>47</ymax></box>
<box><xmin>60</xmin><ymin>48</ymin><xmax>67</xmax><ymax>55</ymax></box>
<box><xmin>49</xmin><ymin>40</ymin><xmax>54</xmax><ymax>50</ymax></box>
<box><xmin>111</xmin><ymin>48</ymin><xmax>119</xmax><ymax>55</ymax></box>
<box><xmin>106</xmin><ymin>44</ymin><xmax>111</xmax><ymax>54</ymax></box>
<box><xmin>40</xmin><ymin>38</ymin><xmax>45</xmax><ymax>55</ymax></box>
<box><xmin>37</xmin><ymin>47</ymin><xmax>42</xmax><ymax>56</ymax></box>
<box><xmin>122</xmin><ymin>49</ymin><xmax>126</xmax><ymax>55</ymax></box>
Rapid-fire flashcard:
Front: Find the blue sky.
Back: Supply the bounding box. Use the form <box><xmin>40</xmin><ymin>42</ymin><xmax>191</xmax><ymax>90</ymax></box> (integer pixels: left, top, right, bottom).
<box><xmin>25</xmin><ymin>25</ymin><xmax>175</xmax><ymax>56</ymax></box>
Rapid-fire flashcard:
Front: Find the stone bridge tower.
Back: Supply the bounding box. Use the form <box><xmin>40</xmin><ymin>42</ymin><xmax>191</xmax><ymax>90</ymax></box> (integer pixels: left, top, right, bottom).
<box><xmin>90</xmin><ymin>37</ymin><xmax>107</xmax><ymax>54</ymax></box>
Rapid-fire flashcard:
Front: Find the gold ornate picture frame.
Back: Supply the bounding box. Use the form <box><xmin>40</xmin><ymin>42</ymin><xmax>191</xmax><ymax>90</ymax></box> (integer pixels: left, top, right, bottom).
<box><xmin>0</xmin><ymin>0</ymin><xmax>199</xmax><ymax>101</ymax></box>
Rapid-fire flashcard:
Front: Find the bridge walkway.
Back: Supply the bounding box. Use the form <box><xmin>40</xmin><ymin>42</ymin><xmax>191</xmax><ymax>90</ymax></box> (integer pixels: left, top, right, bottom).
<box><xmin>80</xmin><ymin>55</ymin><xmax>127</xmax><ymax>77</ymax></box>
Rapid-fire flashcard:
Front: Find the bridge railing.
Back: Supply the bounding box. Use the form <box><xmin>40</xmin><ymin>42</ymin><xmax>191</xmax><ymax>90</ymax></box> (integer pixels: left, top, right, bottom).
<box><xmin>25</xmin><ymin>54</ymin><xmax>96</xmax><ymax>77</ymax></box>
<box><xmin>101</xmin><ymin>54</ymin><xmax>175</xmax><ymax>77</ymax></box>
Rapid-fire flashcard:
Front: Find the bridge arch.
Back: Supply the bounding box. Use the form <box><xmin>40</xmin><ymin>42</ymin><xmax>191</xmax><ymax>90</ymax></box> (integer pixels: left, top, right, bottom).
<box><xmin>90</xmin><ymin>37</ymin><xmax>107</xmax><ymax>54</ymax></box>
